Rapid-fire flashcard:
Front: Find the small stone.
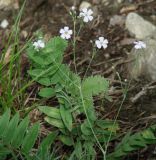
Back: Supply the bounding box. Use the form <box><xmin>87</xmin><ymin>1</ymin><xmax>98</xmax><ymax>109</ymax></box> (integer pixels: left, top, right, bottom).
<box><xmin>21</xmin><ymin>30</ymin><xmax>28</xmax><ymax>39</ymax></box>
<box><xmin>79</xmin><ymin>1</ymin><xmax>91</xmax><ymax>10</ymax></box>
<box><xmin>109</xmin><ymin>15</ymin><xmax>125</xmax><ymax>26</ymax></box>
<box><xmin>0</xmin><ymin>19</ymin><xmax>9</xmax><ymax>29</ymax></box>
<box><xmin>102</xmin><ymin>0</ymin><xmax>110</xmax><ymax>6</ymax></box>
<box><xmin>117</xmin><ymin>0</ymin><xmax>124</xmax><ymax>3</ymax></box>
<box><xmin>126</xmin><ymin>12</ymin><xmax>156</xmax><ymax>39</ymax></box>
<box><xmin>128</xmin><ymin>39</ymin><xmax>156</xmax><ymax>81</ymax></box>
<box><xmin>92</xmin><ymin>0</ymin><xmax>101</xmax><ymax>5</ymax></box>
<box><xmin>0</xmin><ymin>0</ymin><xmax>17</xmax><ymax>10</ymax></box>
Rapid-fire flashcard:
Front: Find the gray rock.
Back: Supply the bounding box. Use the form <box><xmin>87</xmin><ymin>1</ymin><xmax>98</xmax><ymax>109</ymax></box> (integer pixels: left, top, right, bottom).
<box><xmin>0</xmin><ymin>0</ymin><xmax>18</xmax><ymax>10</ymax></box>
<box><xmin>128</xmin><ymin>39</ymin><xmax>156</xmax><ymax>81</ymax></box>
<box><xmin>126</xmin><ymin>12</ymin><xmax>156</xmax><ymax>39</ymax></box>
<box><xmin>109</xmin><ymin>15</ymin><xmax>125</xmax><ymax>26</ymax></box>
<box><xmin>102</xmin><ymin>0</ymin><xmax>110</xmax><ymax>6</ymax></box>
<box><xmin>79</xmin><ymin>1</ymin><xmax>92</xmax><ymax>10</ymax></box>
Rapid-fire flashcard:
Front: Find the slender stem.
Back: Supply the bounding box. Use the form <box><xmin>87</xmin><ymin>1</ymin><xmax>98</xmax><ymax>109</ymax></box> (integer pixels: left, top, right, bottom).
<box><xmin>73</xmin><ymin>17</ymin><xmax>77</xmax><ymax>74</ymax></box>
<box><xmin>83</xmin><ymin>47</ymin><xmax>96</xmax><ymax>79</ymax></box>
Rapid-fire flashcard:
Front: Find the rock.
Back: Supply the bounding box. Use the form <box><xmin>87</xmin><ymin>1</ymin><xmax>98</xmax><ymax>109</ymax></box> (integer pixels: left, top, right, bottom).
<box><xmin>128</xmin><ymin>39</ymin><xmax>156</xmax><ymax>81</ymax></box>
<box><xmin>0</xmin><ymin>0</ymin><xmax>18</xmax><ymax>10</ymax></box>
<box><xmin>117</xmin><ymin>0</ymin><xmax>124</xmax><ymax>3</ymax></box>
<box><xmin>92</xmin><ymin>0</ymin><xmax>101</xmax><ymax>5</ymax></box>
<box><xmin>79</xmin><ymin>1</ymin><xmax>91</xmax><ymax>10</ymax></box>
<box><xmin>0</xmin><ymin>19</ymin><xmax>9</xmax><ymax>29</ymax></box>
<box><xmin>126</xmin><ymin>12</ymin><xmax>156</xmax><ymax>39</ymax></box>
<box><xmin>109</xmin><ymin>15</ymin><xmax>125</xmax><ymax>26</ymax></box>
<box><xmin>102</xmin><ymin>0</ymin><xmax>110</xmax><ymax>6</ymax></box>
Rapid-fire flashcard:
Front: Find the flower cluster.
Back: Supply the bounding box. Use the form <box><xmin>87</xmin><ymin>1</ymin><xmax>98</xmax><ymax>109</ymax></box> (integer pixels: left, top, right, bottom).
<box><xmin>33</xmin><ymin>39</ymin><xmax>45</xmax><ymax>51</ymax></box>
<box><xmin>134</xmin><ymin>41</ymin><xmax>146</xmax><ymax>49</ymax></box>
<box><xmin>33</xmin><ymin>7</ymin><xmax>147</xmax><ymax>51</ymax></box>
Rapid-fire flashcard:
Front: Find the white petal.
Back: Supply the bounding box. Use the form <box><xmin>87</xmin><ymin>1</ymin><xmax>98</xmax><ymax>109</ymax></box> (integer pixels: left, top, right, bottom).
<box><xmin>33</xmin><ymin>42</ymin><xmax>37</xmax><ymax>46</ymax></box>
<box><xmin>79</xmin><ymin>12</ymin><xmax>84</xmax><ymax>17</ymax></box>
<box><xmin>103</xmin><ymin>39</ymin><xmax>108</xmax><ymax>44</ymax></box>
<box><xmin>64</xmin><ymin>26</ymin><xmax>69</xmax><ymax>31</ymax></box>
<box><xmin>142</xmin><ymin>43</ymin><xmax>146</xmax><ymax>48</ymax></box>
<box><xmin>95</xmin><ymin>40</ymin><xmax>101</xmax><ymax>49</ymax></box>
<box><xmin>83</xmin><ymin>17</ymin><xmax>89</xmax><ymax>22</ymax></box>
<box><xmin>65</xmin><ymin>34</ymin><xmax>71</xmax><ymax>39</ymax></box>
<box><xmin>88</xmin><ymin>16</ymin><xmax>93</xmax><ymax>21</ymax></box>
<box><xmin>102</xmin><ymin>44</ymin><xmax>108</xmax><ymax>49</ymax></box>
<box><xmin>82</xmin><ymin>8</ymin><xmax>87</xmax><ymax>13</ymax></box>
<box><xmin>68</xmin><ymin>30</ymin><xmax>73</xmax><ymax>35</ymax></box>
<box><xmin>99</xmin><ymin>37</ymin><xmax>104</xmax><ymax>41</ymax></box>
<box><xmin>40</xmin><ymin>43</ymin><xmax>45</xmax><ymax>48</ymax></box>
<box><xmin>134</xmin><ymin>45</ymin><xmax>140</xmax><ymax>49</ymax></box>
<box><xmin>97</xmin><ymin>43</ymin><xmax>102</xmax><ymax>49</ymax></box>
<box><xmin>61</xmin><ymin>34</ymin><xmax>66</xmax><ymax>39</ymax></box>
<box><xmin>88</xmin><ymin>9</ymin><xmax>93</xmax><ymax>15</ymax></box>
<box><xmin>60</xmin><ymin>28</ymin><xmax>65</xmax><ymax>34</ymax></box>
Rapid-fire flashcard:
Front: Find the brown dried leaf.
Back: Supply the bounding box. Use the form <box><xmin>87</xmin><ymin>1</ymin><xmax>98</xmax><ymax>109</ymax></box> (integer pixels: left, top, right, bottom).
<box><xmin>120</xmin><ymin>5</ymin><xmax>138</xmax><ymax>14</ymax></box>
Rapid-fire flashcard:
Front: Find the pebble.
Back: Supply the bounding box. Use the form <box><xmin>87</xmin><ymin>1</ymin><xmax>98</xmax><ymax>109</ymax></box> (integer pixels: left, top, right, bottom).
<box><xmin>79</xmin><ymin>1</ymin><xmax>92</xmax><ymax>10</ymax></box>
<box><xmin>0</xmin><ymin>0</ymin><xmax>18</xmax><ymax>10</ymax></box>
<box><xmin>128</xmin><ymin>39</ymin><xmax>156</xmax><ymax>81</ymax></box>
<box><xmin>0</xmin><ymin>19</ymin><xmax>9</xmax><ymax>29</ymax></box>
<box><xmin>109</xmin><ymin>15</ymin><xmax>125</xmax><ymax>26</ymax></box>
<box><xmin>126</xmin><ymin>12</ymin><xmax>156</xmax><ymax>39</ymax></box>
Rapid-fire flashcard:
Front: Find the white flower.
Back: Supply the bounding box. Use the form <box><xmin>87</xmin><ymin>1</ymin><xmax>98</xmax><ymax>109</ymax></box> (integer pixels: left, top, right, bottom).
<box><xmin>0</xmin><ymin>19</ymin><xmax>9</xmax><ymax>29</ymax></box>
<box><xmin>79</xmin><ymin>8</ymin><xmax>93</xmax><ymax>23</ymax></box>
<box><xmin>95</xmin><ymin>37</ymin><xmax>108</xmax><ymax>49</ymax></box>
<box><xmin>33</xmin><ymin>39</ymin><xmax>45</xmax><ymax>51</ymax></box>
<box><xmin>134</xmin><ymin>41</ymin><xmax>146</xmax><ymax>49</ymax></box>
<box><xmin>60</xmin><ymin>26</ymin><xmax>73</xmax><ymax>40</ymax></box>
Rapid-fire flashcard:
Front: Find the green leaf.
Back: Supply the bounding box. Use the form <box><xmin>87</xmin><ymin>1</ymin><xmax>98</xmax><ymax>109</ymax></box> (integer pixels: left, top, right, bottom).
<box><xmin>59</xmin><ymin>135</ymin><xmax>74</xmax><ymax>146</ymax></box>
<box><xmin>44</xmin><ymin>36</ymin><xmax>67</xmax><ymax>63</ymax></box>
<box><xmin>74</xmin><ymin>141</ymin><xmax>82</xmax><ymax>158</ymax></box>
<box><xmin>81</xmin><ymin>120</ymin><xmax>92</xmax><ymax>136</ymax></box>
<box><xmin>37</xmin><ymin>77</ymin><xmax>52</xmax><ymax>86</ymax></box>
<box><xmin>11</xmin><ymin>116</ymin><xmax>29</xmax><ymax>148</ymax></box>
<box><xmin>3</xmin><ymin>112</ymin><xmax>19</xmax><ymax>143</ymax></box>
<box><xmin>44</xmin><ymin>116</ymin><xmax>64</xmax><ymax>129</ymax></box>
<box><xmin>60</xmin><ymin>105</ymin><xmax>72</xmax><ymax>131</ymax></box>
<box><xmin>96</xmin><ymin>120</ymin><xmax>119</xmax><ymax>133</ymax></box>
<box><xmin>22</xmin><ymin>122</ymin><xmax>40</xmax><ymax>153</ymax></box>
<box><xmin>82</xmin><ymin>75</ymin><xmax>109</xmax><ymax>97</ymax></box>
<box><xmin>37</xmin><ymin>131</ymin><xmax>58</xmax><ymax>159</ymax></box>
<box><xmin>38</xmin><ymin>106</ymin><xmax>61</xmax><ymax>119</ymax></box>
<box><xmin>0</xmin><ymin>109</ymin><xmax>10</xmax><ymax>137</ymax></box>
<box><xmin>0</xmin><ymin>146</ymin><xmax>10</xmax><ymax>157</ymax></box>
<box><xmin>142</xmin><ymin>130</ymin><xmax>156</xmax><ymax>140</ymax></box>
<box><xmin>38</xmin><ymin>88</ymin><xmax>55</xmax><ymax>98</ymax></box>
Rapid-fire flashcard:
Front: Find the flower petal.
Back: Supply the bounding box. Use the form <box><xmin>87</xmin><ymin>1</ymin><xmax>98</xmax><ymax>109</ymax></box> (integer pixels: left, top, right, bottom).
<box><xmin>83</xmin><ymin>17</ymin><xmax>89</xmax><ymax>22</ymax></box>
<box><xmin>64</xmin><ymin>26</ymin><xmax>69</xmax><ymax>31</ymax></box>
<box><xmin>68</xmin><ymin>30</ymin><xmax>73</xmax><ymax>35</ymax></box>
<box><xmin>88</xmin><ymin>9</ymin><xmax>93</xmax><ymax>15</ymax></box>
<box><xmin>82</xmin><ymin>8</ymin><xmax>87</xmax><ymax>13</ymax></box>
<box><xmin>88</xmin><ymin>16</ymin><xmax>93</xmax><ymax>21</ymax></box>
<box><xmin>99</xmin><ymin>37</ymin><xmax>104</xmax><ymax>41</ymax></box>
<box><xmin>60</xmin><ymin>28</ymin><xmax>65</xmax><ymax>34</ymax></box>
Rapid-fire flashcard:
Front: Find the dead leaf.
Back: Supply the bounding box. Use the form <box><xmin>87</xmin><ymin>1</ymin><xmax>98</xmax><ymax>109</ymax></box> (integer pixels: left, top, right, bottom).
<box><xmin>3</xmin><ymin>46</ymin><xmax>11</xmax><ymax>65</ymax></box>
<box><xmin>120</xmin><ymin>5</ymin><xmax>138</xmax><ymax>14</ymax></box>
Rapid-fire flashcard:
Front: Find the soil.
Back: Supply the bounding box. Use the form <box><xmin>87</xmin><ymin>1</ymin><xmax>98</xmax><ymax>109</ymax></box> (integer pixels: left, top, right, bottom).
<box><xmin>0</xmin><ymin>0</ymin><xmax>156</xmax><ymax>159</ymax></box>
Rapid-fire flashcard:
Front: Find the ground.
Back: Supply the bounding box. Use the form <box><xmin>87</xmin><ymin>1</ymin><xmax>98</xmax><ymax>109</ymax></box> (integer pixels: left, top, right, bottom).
<box><xmin>0</xmin><ymin>0</ymin><xmax>156</xmax><ymax>159</ymax></box>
